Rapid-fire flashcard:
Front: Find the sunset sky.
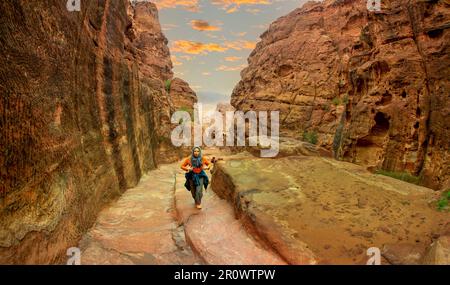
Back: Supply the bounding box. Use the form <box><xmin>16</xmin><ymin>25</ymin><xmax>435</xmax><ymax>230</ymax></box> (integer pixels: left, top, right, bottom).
<box><xmin>147</xmin><ymin>0</ymin><xmax>309</xmax><ymax>112</ymax></box>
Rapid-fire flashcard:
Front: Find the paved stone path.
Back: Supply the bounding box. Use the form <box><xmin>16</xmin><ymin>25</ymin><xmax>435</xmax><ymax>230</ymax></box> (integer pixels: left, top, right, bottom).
<box><xmin>79</xmin><ymin>149</ymin><xmax>285</xmax><ymax>265</ymax></box>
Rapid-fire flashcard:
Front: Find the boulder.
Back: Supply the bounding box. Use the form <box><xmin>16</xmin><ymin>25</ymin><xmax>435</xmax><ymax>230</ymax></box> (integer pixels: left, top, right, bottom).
<box><xmin>212</xmin><ymin>152</ymin><xmax>449</xmax><ymax>264</ymax></box>
<box><xmin>381</xmin><ymin>243</ymin><xmax>426</xmax><ymax>265</ymax></box>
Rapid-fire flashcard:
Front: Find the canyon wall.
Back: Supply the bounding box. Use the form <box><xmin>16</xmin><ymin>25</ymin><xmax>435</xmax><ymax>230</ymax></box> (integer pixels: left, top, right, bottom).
<box><xmin>127</xmin><ymin>3</ymin><xmax>197</xmax><ymax>163</ymax></box>
<box><xmin>231</xmin><ymin>0</ymin><xmax>449</xmax><ymax>189</ymax></box>
<box><xmin>0</xmin><ymin>1</ymin><xmax>195</xmax><ymax>264</ymax></box>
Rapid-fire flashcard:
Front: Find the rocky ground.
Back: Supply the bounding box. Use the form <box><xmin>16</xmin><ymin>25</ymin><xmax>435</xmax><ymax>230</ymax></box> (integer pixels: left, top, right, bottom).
<box><xmin>78</xmin><ymin>147</ymin><xmax>449</xmax><ymax>265</ymax></box>
<box><xmin>212</xmin><ymin>150</ymin><xmax>450</xmax><ymax>264</ymax></box>
<box><xmin>1</xmin><ymin>0</ymin><xmax>448</xmax><ymax>266</ymax></box>
<box><xmin>80</xmin><ymin>164</ymin><xmax>201</xmax><ymax>265</ymax></box>
<box><xmin>79</xmin><ymin>148</ymin><xmax>286</xmax><ymax>265</ymax></box>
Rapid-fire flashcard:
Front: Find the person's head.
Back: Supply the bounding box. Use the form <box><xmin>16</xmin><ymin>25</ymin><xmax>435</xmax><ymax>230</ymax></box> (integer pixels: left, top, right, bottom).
<box><xmin>192</xmin><ymin>147</ymin><xmax>201</xmax><ymax>158</ymax></box>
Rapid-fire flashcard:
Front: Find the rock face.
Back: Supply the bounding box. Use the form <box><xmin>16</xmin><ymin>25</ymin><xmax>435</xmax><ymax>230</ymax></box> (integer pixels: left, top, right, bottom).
<box><xmin>381</xmin><ymin>243</ymin><xmax>427</xmax><ymax>265</ymax></box>
<box><xmin>128</xmin><ymin>2</ymin><xmax>173</xmax><ymax>82</ymax></box>
<box><xmin>231</xmin><ymin>0</ymin><xmax>450</xmax><ymax>189</ymax></box>
<box><xmin>423</xmin><ymin>235</ymin><xmax>450</xmax><ymax>264</ymax></box>
<box><xmin>169</xmin><ymin>77</ymin><xmax>198</xmax><ymax>111</ymax></box>
<box><xmin>211</xmin><ymin>152</ymin><xmax>450</xmax><ymax>264</ymax></box>
<box><xmin>127</xmin><ymin>3</ymin><xmax>197</xmax><ymax>164</ymax></box>
<box><xmin>245</xmin><ymin>136</ymin><xmax>332</xmax><ymax>158</ymax></box>
<box><xmin>0</xmin><ymin>1</ymin><xmax>196</xmax><ymax>264</ymax></box>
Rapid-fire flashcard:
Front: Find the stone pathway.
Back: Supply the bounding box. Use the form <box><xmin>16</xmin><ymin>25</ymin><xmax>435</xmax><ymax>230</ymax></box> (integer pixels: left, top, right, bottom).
<box><xmin>78</xmin><ymin>149</ymin><xmax>285</xmax><ymax>265</ymax></box>
<box><xmin>175</xmin><ymin>166</ymin><xmax>286</xmax><ymax>265</ymax></box>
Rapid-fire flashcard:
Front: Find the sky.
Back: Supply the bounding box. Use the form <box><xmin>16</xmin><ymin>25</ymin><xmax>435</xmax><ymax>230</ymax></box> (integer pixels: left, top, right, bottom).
<box><xmin>146</xmin><ymin>0</ymin><xmax>309</xmax><ymax>113</ymax></box>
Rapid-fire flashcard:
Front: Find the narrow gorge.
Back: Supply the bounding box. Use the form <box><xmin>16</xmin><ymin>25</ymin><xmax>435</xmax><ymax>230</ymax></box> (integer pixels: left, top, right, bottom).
<box><xmin>0</xmin><ymin>0</ymin><xmax>448</xmax><ymax>265</ymax></box>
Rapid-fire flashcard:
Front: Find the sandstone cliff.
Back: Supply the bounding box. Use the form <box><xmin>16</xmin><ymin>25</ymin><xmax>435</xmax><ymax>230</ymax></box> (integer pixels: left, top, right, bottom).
<box><xmin>231</xmin><ymin>0</ymin><xmax>449</xmax><ymax>189</ymax></box>
<box><xmin>0</xmin><ymin>1</ymin><xmax>195</xmax><ymax>264</ymax></box>
<box><xmin>127</xmin><ymin>2</ymin><xmax>197</xmax><ymax>164</ymax></box>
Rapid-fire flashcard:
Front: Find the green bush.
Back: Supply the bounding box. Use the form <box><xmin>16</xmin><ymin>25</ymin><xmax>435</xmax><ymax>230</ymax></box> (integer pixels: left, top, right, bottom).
<box><xmin>332</xmin><ymin>97</ymin><xmax>341</xmax><ymax>106</ymax></box>
<box><xmin>165</xmin><ymin>79</ymin><xmax>172</xmax><ymax>93</ymax></box>
<box><xmin>342</xmin><ymin>94</ymin><xmax>349</xmax><ymax>105</ymax></box>
<box><xmin>437</xmin><ymin>198</ymin><xmax>449</xmax><ymax>211</ymax></box>
<box><xmin>322</xmin><ymin>103</ymin><xmax>331</xmax><ymax>112</ymax></box>
<box><xmin>436</xmin><ymin>190</ymin><xmax>450</xmax><ymax>212</ymax></box>
<box><xmin>302</xmin><ymin>131</ymin><xmax>318</xmax><ymax>145</ymax></box>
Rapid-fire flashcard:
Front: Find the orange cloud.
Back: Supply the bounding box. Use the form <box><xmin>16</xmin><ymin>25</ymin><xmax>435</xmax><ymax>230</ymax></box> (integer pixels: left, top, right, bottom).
<box><xmin>224</xmin><ymin>40</ymin><xmax>257</xmax><ymax>50</ymax></box>
<box><xmin>171</xmin><ymin>55</ymin><xmax>182</xmax><ymax>66</ymax></box>
<box><xmin>243</xmin><ymin>41</ymin><xmax>257</xmax><ymax>49</ymax></box>
<box><xmin>152</xmin><ymin>0</ymin><xmax>200</xmax><ymax>12</ymax></box>
<box><xmin>213</xmin><ymin>0</ymin><xmax>271</xmax><ymax>6</ymax></box>
<box><xmin>172</xmin><ymin>40</ymin><xmax>228</xmax><ymax>54</ymax></box>
<box><xmin>225</xmin><ymin>56</ymin><xmax>242</xmax><ymax>62</ymax></box>
<box><xmin>191</xmin><ymin>20</ymin><xmax>221</xmax><ymax>31</ymax></box>
<box><xmin>226</xmin><ymin>6</ymin><xmax>238</xmax><ymax>13</ymax></box>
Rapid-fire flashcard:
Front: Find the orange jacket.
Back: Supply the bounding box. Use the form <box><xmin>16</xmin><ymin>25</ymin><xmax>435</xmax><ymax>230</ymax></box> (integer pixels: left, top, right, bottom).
<box><xmin>181</xmin><ymin>156</ymin><xmax>210</xmax><ymax>173</ymax></box>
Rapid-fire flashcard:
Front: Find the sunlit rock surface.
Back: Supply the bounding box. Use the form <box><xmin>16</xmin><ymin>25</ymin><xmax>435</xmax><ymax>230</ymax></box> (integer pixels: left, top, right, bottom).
<box><xmin>231</xmin><ymin>0</ymin><xmax>450</xmax><ymax>189</ymax></box>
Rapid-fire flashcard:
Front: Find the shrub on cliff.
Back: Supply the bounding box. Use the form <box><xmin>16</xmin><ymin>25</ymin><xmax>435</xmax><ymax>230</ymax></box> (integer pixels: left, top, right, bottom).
<box><xmin>165</xmin><ymin>79</ymin><xmax>172</xmax><ymax>93</ymax></box>
<box><xmin>436</xmin><ymin>190</ymin><xmax>450</xmax><ymax>212</ymax></box>
<box><xmin>332</xmin><ymin>97</ymin><xmax>341</xmax><ymax>106</ymax></box>
<box><xmin>302</xmin><ymin>131</ymin><xmax>318</xmax><ymax>145</ymax></box>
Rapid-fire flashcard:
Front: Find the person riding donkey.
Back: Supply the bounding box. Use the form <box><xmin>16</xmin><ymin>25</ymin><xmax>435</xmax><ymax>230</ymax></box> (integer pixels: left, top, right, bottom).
<box><xmin>181</xmin><ymin>147</ymin><xmax>211</xmax><ymax>209</ymax></box>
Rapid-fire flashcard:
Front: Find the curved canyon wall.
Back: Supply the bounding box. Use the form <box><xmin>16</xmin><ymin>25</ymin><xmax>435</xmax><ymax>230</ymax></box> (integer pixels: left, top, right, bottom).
<box><xmin>231</xmin><ymin>0</ymin><xmax>449</xmax><ymax>189</ymax></box>
<box><xmin>0</xmin><ymin>1</ymin><xmax>195</xmax><ymax>263</ymax></box>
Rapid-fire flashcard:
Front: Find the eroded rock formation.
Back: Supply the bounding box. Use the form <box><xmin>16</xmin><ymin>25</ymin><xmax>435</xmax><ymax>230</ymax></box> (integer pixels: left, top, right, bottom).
<box><xmin>231</xmin><ymin>0</ymin><xmax>449</xmax><ymax>189</ymax></box>
<box><xmin>127</xmin><ymin>3</ymin><xmax>197</xmax><ymax>164</ymax></box>
<box><xmin>169</xmin><ymin>77</ymin><xmax>198</xmax><ymax>111</ymax></box>
<box><xmin>0</xmin><ymin>1</ymin><xmax>196</xmax><ymax>264</ymax></box>
<box><xmin>212</xmin><ymin>152</ymin><xmax>450</xmax><ymax>264</ymax></box>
